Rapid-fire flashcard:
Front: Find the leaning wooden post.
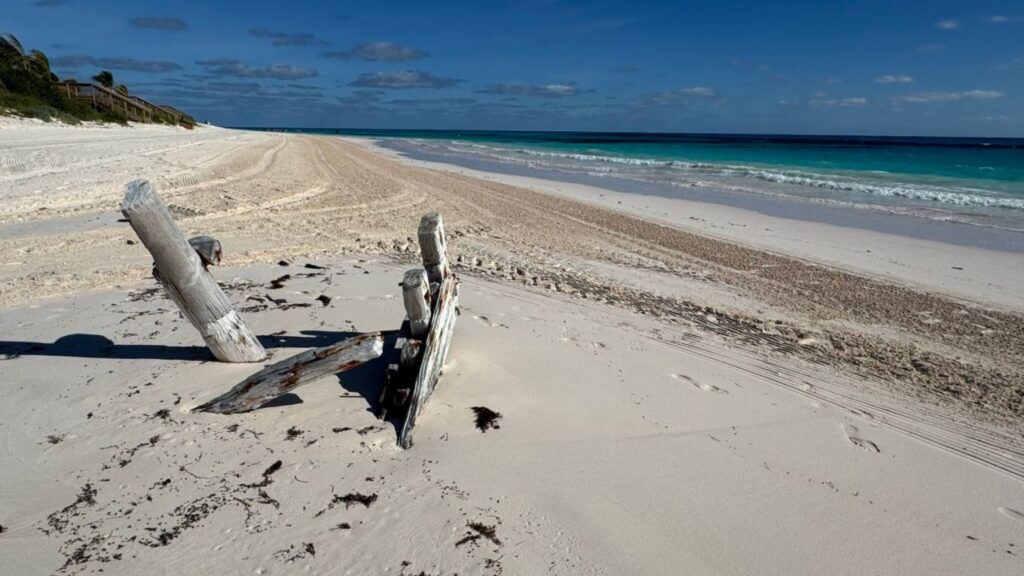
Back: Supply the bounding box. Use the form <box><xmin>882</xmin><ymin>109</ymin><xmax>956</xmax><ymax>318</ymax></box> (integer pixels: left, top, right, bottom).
<box><xmin>121</xmin><ymin>179</ymin><xmax>266</xmax><ymax>362</ymax></box>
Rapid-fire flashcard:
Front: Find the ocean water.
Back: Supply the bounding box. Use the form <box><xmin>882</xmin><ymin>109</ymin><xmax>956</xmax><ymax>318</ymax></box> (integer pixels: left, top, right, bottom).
<box><xmin>252</xmin><ymin>128</ymin><xmax>1024</xmax><ymax>250</ymax></box>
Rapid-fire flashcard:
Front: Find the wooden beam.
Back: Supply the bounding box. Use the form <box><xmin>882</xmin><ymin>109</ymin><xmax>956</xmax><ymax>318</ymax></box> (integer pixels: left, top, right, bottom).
<box><xmin>192</xmin><ymin>332</ymin><xmax>384</xmax><ymax>414</ymax></box>
<box><xmin>121</xmin><ymin>180</ymin><xmax>266</xmax><ymax>363</ymax></box>
<box><xmin>402</xmin><ymin>269</ymin><xmax>431</xmax><ymax>338</ymax></box>
<box><xmin>397</xmin><ymin>273</ymin><xmax>459</xmax><ymax>448</ymax></box>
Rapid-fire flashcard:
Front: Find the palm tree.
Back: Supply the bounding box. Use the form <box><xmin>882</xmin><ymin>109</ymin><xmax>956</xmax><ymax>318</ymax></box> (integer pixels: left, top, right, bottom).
<box><xmin>93</xmin><ymin>70</ymin><xmax>114</xmax><ymax>88</ymax></box>
<box><xmin>27</xmin><ymin>49</ymin><xmax>51</xmax><ymax>76</ymax></box>
<box><xmin>1</xmin><ymin>33</ymin><xmax>54</xmax><ymax>82</ymax></box>
<box><xmin>0</xmin><ymin>33</ymin><xmax>27</xmax><ymax>70</ymax></box>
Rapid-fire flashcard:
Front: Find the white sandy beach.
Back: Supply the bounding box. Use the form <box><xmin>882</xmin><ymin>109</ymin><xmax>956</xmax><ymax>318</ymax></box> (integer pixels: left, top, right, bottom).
<box><xmin>1</xmin><ymin>118</ymin><xmax>1022</xmax><ymax>575</ymax></box>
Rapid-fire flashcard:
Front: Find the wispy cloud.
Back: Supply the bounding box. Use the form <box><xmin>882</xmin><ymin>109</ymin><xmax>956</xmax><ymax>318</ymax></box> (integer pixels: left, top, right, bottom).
<box><xmin>352</xmin><ymin>42</ymin><xmax>427</xmax><ymax>61</ymax></box>
<box><xmin>477</xmin><ymin>83</ymin><xmax>586</xmax><ymax>97</ymax></box>
<box><xmin>131</xmin><ymin>17</ymin><xmax>188</xmax><ymax>31</ymax></box>
<box><xmin>385</xmin><ymin>96</ymin><xmax>477</xmax><ymax>106</ymax></box>
<box><xmin>811</xmin><ymin>95</ymin><xmax>868</xmax><ymax>107</ymax></box>
<box><xmin>52</xmin><ymin>54</ymin><xmax>181</xmax><ymax>73</ymax></box>
<box><xmin>935</xmin><ymin>19</ymin><xmax>959</xmax><ymax>30</ymax></box>
<box><xmin>875</xmin><ymin>74</ymin><xmax>914</xmax><ymax>84</ymax></box>
<box><xmin>349</xmin><ymin>70</ymin><xmax>461</xmax><ymax>89</ymax></box>
<box><xmin>196</xmin><ymin>59</ymin><xmax>318</xmax><ymax>80</ymax></box>
<box><xmin>635</xmin><ymin>86</ymin><xmax>717</xmax><ymax>107</ymax></box>
<box><xmin>996</xmin><ymin>56</ymin><xmax>1024</xmax><ymax>70</ymax></box>
<box><xmin>322</xmin><ymin>42</ymin><xmax>428</xmax><ymax>62</ymax></box>
<box><xmin>984</xmin><ymin>15</ymin><xmax>1022</xmax><ymax>23</ymax></box>
<box><xmin>896</xmin><ymin>90</ymin><xmax>1003</xmax><ymax>103</ymax></box>
<box><xmin>337</xmin><ymin>90</ymin><xmax>385</xmax><ymax>107</ymax></box>
<box><xmin>249</xmin><ymin>28</ymin><xmax>330</xmax><ymax>47</ymax></box>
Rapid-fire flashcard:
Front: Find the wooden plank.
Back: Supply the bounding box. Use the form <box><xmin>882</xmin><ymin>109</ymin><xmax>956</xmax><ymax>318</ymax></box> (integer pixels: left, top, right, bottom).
<box><xmin>401</xmin><ymin>269</ymin><xmax>431</xmax><ymax>338</ymax></box>
<box><xmin>122</xmin><ymin>180</ymin><xmax>266</xmax><ymax>363</ymax></box>
<box><xmin>192</xmin><ymin>332</ymin><xmax>384</xmax><ymax>414</ymax></box>
<box><xmin>397</xmin><ymin>273</ymin><xmax>459</xmax><ymax>448</ymax></box>
<box><xmin>418</xmin><ymin>212</ymin><xmax>449</xmax><ymax>285</ymax></box>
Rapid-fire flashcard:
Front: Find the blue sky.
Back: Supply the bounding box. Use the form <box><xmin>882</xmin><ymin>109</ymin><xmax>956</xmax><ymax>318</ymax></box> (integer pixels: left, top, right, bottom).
<box><xmin>7</xmin><ymin>0</ymin><xmax>1024</xmax><ymax>136</ymax></box>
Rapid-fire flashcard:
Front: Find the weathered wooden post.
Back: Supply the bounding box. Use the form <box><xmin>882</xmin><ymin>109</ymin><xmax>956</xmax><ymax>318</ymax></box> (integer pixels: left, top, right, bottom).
<box><xmin>402</xmin><ymin>269</ymin><xmax>431</xmax><ymax>338</ymax></box>
<box><xmin>418</xmin><ymin>212</ymin><xmax>449</xmax><ymax>286</ymax></box>
<box><xmin>121</xmin><ymin>179</ymin><xmax>266</xmax><ymax>363</ymax></box>
<box><xmin>394</xmin><ymin>212</ymin><xmax>460</xmax><ymax>448</ymax></box>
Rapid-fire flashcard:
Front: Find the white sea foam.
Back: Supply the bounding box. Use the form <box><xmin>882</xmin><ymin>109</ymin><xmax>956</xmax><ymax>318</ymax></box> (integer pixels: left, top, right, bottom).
<box><xmin>449</xmin><ymin>143</ymin><xmax>1024</xmax><ymax>212</ymax></box>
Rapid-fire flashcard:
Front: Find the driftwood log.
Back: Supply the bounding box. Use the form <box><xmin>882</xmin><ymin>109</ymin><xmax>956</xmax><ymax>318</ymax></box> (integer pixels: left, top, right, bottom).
<box><xmin>122</xmin><ymin>180</ymin><xmax>266</xmax><ymax>363</ymax></box>
<box><xmin>193</xmin><ymin>332</ymin><xmax>384</xmax><ymax>414</ymax></box>
<box><xmin>384</xmin><ymin>211</ymin><xmax>459</xmax><ymax>449</ymax></box>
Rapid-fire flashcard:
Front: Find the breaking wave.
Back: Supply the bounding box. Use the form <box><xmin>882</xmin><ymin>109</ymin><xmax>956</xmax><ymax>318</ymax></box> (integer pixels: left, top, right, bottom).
<box><xmin>479</xmin><ymin>146</ymin><xmax>1024</xmax><ymax>211</ymax></box>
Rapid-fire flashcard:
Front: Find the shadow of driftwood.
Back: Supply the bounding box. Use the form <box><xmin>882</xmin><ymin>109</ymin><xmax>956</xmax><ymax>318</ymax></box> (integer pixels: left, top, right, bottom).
<box><xmin>258</xmin><ymin>393</ymin><xmax>304</xmax><ymax>409</ymax></box>
<box><xmin>0</xmin><ymin>334</ymin><xmax>211</xmax><ymax>361</ymax></box>
<box><xmin>0</xmin><ymin>330</ymin><xmax>371</xmax><ymax>362</ymax></box>
<box><xmin>336</xmin><ymin>331</ymin><xmax>402</xmax><ymax>438</ymax></box>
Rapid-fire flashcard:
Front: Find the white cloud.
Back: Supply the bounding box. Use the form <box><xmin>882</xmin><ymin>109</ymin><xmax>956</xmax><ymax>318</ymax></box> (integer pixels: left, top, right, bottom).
<box><xmin>635</xmin><ymin>86</ymin><xmax>717</xmax><ymax>108</ymax></box>
<box><xmin>678</xmin><ymin>86</ymin><xmax>716</xmax><ymax>97</ymax></box>
<box><xmin>811</xmin><ymin>95</ymin><xmax>867</xmax><ymax>107</ymax></box>
<box><xmin>896</xmin><ymin>90</ymin><xmax>1003</xmax><ymax>103</ymax></box>
<box><xmin>996</xmin><ymin>56</ymin><xmax>1024</xmax><ymax>70</ymax></box>
<box><xmin>349</xmin><ymin>70</ymin><xmax>461</xmax><ymax>89</ymax></box>
<box><xmin>984</xmin><ymin>15</ymin><xmax>1022</xmax><ymax>23</ymax></box>
<box><xmin>875</xmin><ymin>74</ymin><xmax>914</xmax><ymax>84</ymax></box>
<box><xmin>478</xmin><ymin>83</ymin><xmax>584</xmax><ymax>97</ymax></box>
<box><xmin>936</xmin><ymin>19</ymin><xmax>959</xmax><ymax>30</ymax></box>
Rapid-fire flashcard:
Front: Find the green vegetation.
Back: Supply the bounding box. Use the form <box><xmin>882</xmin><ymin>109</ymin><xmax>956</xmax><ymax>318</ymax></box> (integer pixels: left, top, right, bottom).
<box><xmin>0</xmin><ymin>33</ymin><xmax>194</xmax><ymax>126</ymax></box>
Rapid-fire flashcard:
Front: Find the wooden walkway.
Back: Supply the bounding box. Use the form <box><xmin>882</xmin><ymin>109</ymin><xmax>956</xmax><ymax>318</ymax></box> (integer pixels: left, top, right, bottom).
<box><xmin>55</xmin><ymin>82</ymin><xmax>193</xmax><ymax>126</ymax></box>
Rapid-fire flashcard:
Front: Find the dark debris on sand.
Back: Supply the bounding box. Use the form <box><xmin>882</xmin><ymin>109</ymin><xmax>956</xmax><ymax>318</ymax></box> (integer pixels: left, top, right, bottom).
<box><xmin>455</xmin><ymin>521</ymin><xmax>501</xmax><ymax>547</ymax></box>
<box><xmin>470</xmin><ymin>407</ymin><xmax>502</xmax><ymax>432</ymax></box>
<box><xmin>314</xmin><ymin>491</ymin><xmax>378</xmax><ymax>518</ymax></box>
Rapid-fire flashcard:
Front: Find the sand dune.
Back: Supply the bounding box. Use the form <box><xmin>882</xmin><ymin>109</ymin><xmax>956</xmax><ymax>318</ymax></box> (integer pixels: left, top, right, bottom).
<box><xmin>1</xmin><ymin>119</ymin><xmax>1022</xmax><ymax>575</ymax></box>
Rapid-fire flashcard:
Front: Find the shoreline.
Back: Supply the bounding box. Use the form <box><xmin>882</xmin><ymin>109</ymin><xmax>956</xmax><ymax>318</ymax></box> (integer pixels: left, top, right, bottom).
<box><xmin>349</xmin><ymin>135</ymin><xmax>1024</xmax><ymax>312</ymax></box>
<box><xmin>349</xmin><ymin>134</ymin><xmax>1024</xmax><ymax>252</ymax></box>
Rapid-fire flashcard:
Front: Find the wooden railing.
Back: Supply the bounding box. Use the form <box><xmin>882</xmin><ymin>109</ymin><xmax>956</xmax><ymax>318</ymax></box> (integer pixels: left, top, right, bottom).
<box><xmin>54</xmin><ymin>82</ymin><xmax>192</xmax><ymax>126</ymax></box>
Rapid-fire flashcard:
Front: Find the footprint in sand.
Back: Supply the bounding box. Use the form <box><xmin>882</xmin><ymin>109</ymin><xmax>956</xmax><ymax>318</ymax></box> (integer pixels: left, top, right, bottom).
<box><xmin>672</xmin><ymin>373</ymin><xmax>728</xmax><ymax>395</ymax></box>
<box><xmin>841</xmin><ymin>424</ymin><xmax>880</xmax><ymax>453</ymax></box>
<box><xmin>999</xmin><ymin>507</ymin><xmax>1024</xmax><ymax>522</ymax></box>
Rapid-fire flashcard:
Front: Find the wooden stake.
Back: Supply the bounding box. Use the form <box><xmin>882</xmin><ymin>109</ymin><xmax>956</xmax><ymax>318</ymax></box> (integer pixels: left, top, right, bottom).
<box><xmin>193</xmin><ymin>332</ymin><xmax>384</xmax><ymax>414</ymax></box>
<box><xmin>402</xmin><ymin>269</ymin><xmax>431</xmax><ymax>338</ymax></box>
<box><xmin>121</xmin><ymin>179</ymin><xmax>266</xmax><ymax>363</ymax></box>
